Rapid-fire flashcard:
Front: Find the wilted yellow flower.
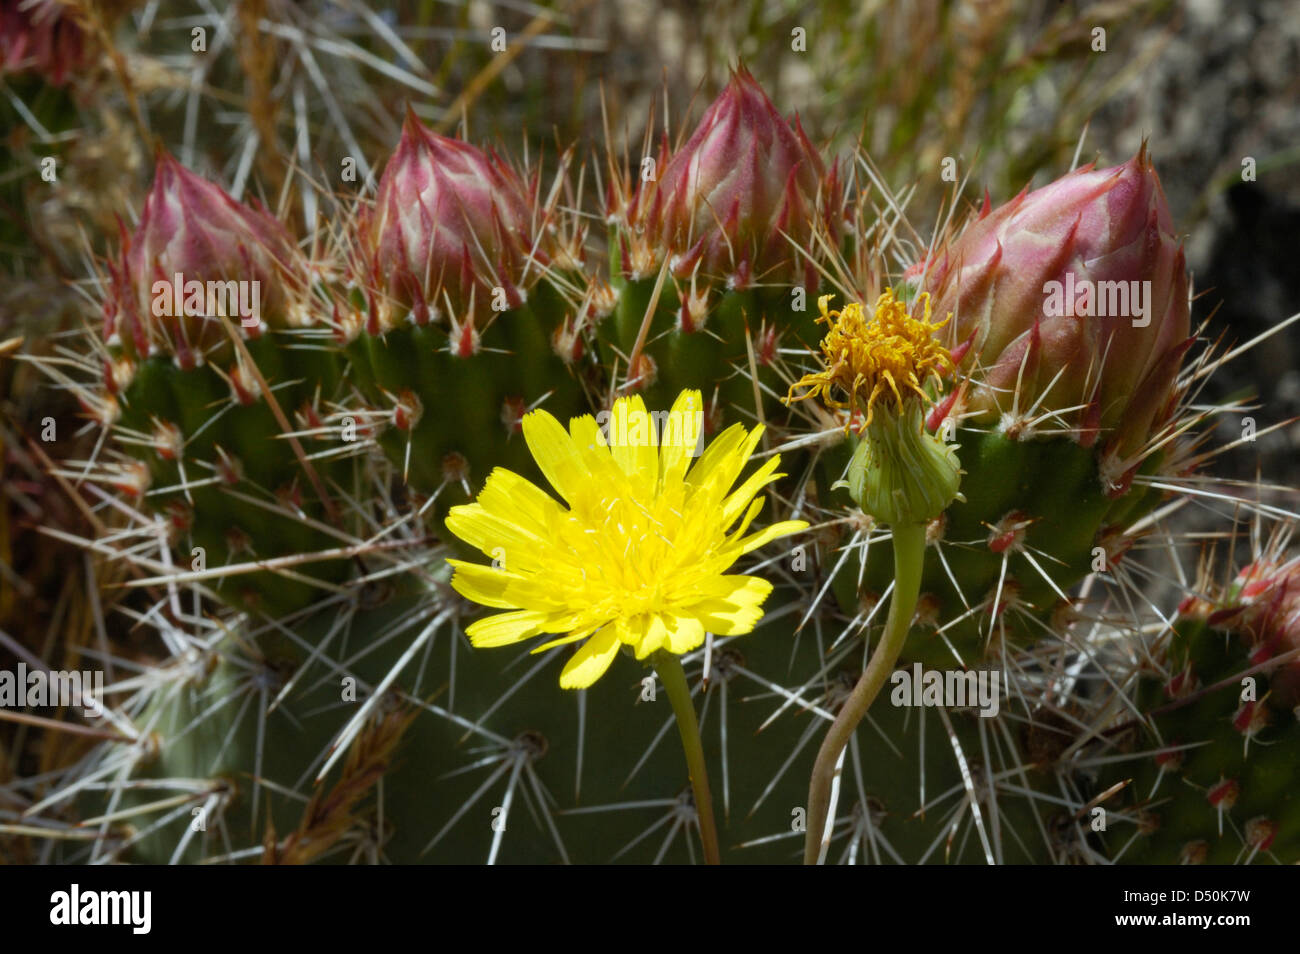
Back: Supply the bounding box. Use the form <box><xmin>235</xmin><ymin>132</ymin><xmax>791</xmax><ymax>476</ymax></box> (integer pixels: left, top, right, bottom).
<box><xmin>787</xmin><ymin>289</ymin><xmax>954</xmax><ymax>430</ymax></box>
<box><xmin>445</xmin><ymin>389</ymin><xmax>808</xmax><ymax>689</ymax></box>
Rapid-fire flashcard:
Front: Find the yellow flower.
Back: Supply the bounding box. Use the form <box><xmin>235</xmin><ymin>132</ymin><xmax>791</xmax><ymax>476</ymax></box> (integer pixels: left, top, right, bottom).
<box><xmin>787</xmin><ymin>289</ymin><xmax>953</xmax><ymax>430</ymax></box>
<box><xmin>444</xmin><ymin>389</ymin><xmax>809</xmax><ymax>689</ymax></box>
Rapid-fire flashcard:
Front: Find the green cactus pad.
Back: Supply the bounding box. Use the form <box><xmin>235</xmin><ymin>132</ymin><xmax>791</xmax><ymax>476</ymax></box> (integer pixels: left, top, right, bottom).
<box><xmin>1094</xmin><ymin>616</ymin><xmax>1300</xmax><ymax>864</ymax></box>
<box><xmin>114</xmin><ymin>335</ymin><xmax>350</xmax><ymax>614</ymax></box>
<box><xmin>344</xmin><ymin>293</ymin><xmax>586</xmax><ymax>512</ymax></box>
<box><xmin>600</xmin><ymin>256</ymin><xmax>823</xmax><ymax>430</ymax></box>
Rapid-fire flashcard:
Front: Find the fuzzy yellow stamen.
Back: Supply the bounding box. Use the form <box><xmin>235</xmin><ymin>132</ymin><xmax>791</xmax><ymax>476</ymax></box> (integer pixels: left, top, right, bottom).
<box><xmin>787</xmin><ymin>289</ymin><xmax>954</xmax><ymax>429</ymax></box>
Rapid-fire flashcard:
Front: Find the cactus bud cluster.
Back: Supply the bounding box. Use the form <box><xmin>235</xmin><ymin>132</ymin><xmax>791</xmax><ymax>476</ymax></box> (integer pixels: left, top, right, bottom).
<box><xmin>41</xmin><ymin>46</ymin><xmax>1294</xmax><ymax>872</ymax></box>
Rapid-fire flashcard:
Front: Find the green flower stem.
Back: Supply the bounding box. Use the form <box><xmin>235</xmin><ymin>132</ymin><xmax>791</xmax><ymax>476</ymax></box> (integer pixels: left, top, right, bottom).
<box><xmin>654</xmin><ymin>652</ymin><xmax>721</xmax><ymax>865</ymax></box>
<box><xmin>803</xmin><ymin>520</ymin><xmax>927</xmax><ymax>865</ymax></box>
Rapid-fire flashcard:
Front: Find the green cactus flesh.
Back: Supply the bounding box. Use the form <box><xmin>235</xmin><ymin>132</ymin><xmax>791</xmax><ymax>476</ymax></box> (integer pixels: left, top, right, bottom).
<box><xmin>114</xmin><ymin>335</ymin><xmax>351</xmax><ymax>615</ymax></box>
<box><xmin>599</xmin><ymin>266</ymin><xmax>822</xmax><ymax>427</ymax></box>
<box><xmin>1093</xmin><ymin>616</ymin><xmax>1300</xmax><ymax>864</ymax></box>
<box><xmin>115</xmin><ymin>561</ymin><xmax>1077</xmax><ymax>864</ymax></box>
<box><xmin>344</xmin><ymin>286</ymin><xmax>586</xmax><ymax>508</ymax></box>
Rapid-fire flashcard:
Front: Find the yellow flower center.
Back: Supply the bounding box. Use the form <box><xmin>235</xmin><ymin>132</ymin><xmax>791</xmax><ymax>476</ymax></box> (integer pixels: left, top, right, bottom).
<box><xmin>787</xmin><ymin>288</ymin><xmax>954</xmax><ymax>429</ymax></box>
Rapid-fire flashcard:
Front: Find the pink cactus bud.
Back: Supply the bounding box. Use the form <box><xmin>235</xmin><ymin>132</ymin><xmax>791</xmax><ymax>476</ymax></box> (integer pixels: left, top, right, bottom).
<box><xmin>356</xmin><ymin>113</ymin><xmax>537</xmax><ymax>333</ymax></box>
<box><xmin>0</xmin><ymin>0</ymin><xmax>91</xmax><ymax>86</ymax></box>
<box><xmin>1208</xmin><ymin>558</ymin><xmax>1300</xmax><ymax>708</ymax></box>
<box><xmin>636</xmin><ymin>66</ymin><xmax>837</xmax><ymax>287</ymax></box>
<box><xmin>106</xmin><ymin>153</ymin><xmax>307</xmax><ymax>366</ymax></box>
<box><xmin>919</xmin><ymin>147</ymin><xmax>1191</xmax><ymax>466</ymax></box>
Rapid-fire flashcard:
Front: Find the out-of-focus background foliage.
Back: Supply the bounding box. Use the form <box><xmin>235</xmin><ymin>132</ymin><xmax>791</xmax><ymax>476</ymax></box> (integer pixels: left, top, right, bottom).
<box><xmin>2</xmin><ymin>0</ymin><xmax>1298</xmax><ymax>845</ymax></box>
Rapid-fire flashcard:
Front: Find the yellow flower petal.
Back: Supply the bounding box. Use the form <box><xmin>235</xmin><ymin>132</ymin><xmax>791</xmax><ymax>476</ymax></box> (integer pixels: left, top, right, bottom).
<box><xmin>448</xmin><ymin>560</ymin><xmax>521</xmax><ymax>609</ymax></box>
<box><xmin>687</xmin><ymin>422</ymin><xmax>764</xmax><ymax>505</ymax></box>
<box><xmin>444</xmin><ymin>503</ymin><xmax>547</xmax><ymax>562</ymax></box>
<box><xmin>684</xmin><ymin>422</ymin><xmax>746</xmax><ymax>491</ymax></box>
<box><xmin>740</xmin><ymin>519</ymin><xmax>810</xmax><ymax>555</ymax></box>
<box><xmin>532</xmin><ymin>625</ymin><xmax>602</xmax><ymax>654</ymax></box>
<box><xmin>659</xmin><ymin>389</ymin><xmax>702</xmax><ymax>488</ymax></box>
<box><xmin>475</xmin><ymin>467</ymin><xmax>564</xmax><ymax>532</ymax></box>
<box><xmin>559</xmin><ymin>626</ymin><xmax>620</xmax><ymax>689</ymax></box>
<box><xmin>568</xmin><ymin>413</ymin><xmax>627</xmax><ymax>491</ymax></box>
<box><xmin>664</xmin><ymin>614</ymin><xmax>706</xmax><ymax>654</ymax></box>
<box><xmin>686</xmin><ymin>575</ymin><xmax>774</xmax><ymax>635</ymax></box>
<box><xmin>464</xmin><ymin>609</ymin><xmax>551</xmax><ymax>648</ymax></box>
<box><xmin>521</xmin><ymin>408</ymin><xmax>588</xmax><ymax>505</ymax></box>
<box><xmin>607</xmin><ymin>393</ymin><xmax>658</xmax><ymax>485</ymax></box>
<box><xmin>720</xmin><ymin>456</ymin><xmax>783</xmax><ymax>527</ymax></box>
<box><xmin>633</xmin><ymin>613</ymin><xmax>670</xmax><ymax>660</ymax></box>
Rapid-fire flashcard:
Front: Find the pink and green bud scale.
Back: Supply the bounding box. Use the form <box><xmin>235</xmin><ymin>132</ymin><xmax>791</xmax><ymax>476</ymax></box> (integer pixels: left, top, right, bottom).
<box><xmin>914</xmin><ymin>146</ymin><xmax>1191</xmax><ymax>486</ymax></box>
<box><xmin>342</xmin><ymin>118</ymin><xmax>586</xmax><ymax>504</ymax></box>
<box><xmin>0</xmin><ymin>0</ymin><xmax>92</xmax><ymax>86</ymax></box>
<box><xmin>353</xmin><ymin>112</ymin><xmax>539</xmax><ymax>334</ymax></box>
<box><xmin>104</xmin><ymin>153</ymin><xmax>309</xmax><ymax>369</ymax></box>
<box><xmin>632</xmin><ymin>66</ymin><xmax>838</xmax><ymax>291</ymax></box>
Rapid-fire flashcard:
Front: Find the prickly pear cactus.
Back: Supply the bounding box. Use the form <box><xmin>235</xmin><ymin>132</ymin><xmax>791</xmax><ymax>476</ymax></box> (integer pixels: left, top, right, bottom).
<box><xmin>1092</xmin><ymin>555</ymin><xmax>1300</xmax><ymax>864</ymax></box>
<box><xmin>8</xmin><ymin>8</ymin><xmax>1293</xmax><ymax>871</ymax></box>
<box><xmin>99</xmin><ymin>154</ymin><xmax>352</xmax><ymax>615</ymax></box>
<box><xmin>600</xmin><ymin>67</ymin><xmax>844</xmax><ymax>429</ymax></box>
<box><xmin>337</xmin><ymin>114</ymin><xmax>590</xmax><ymax>508</ymax></box>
